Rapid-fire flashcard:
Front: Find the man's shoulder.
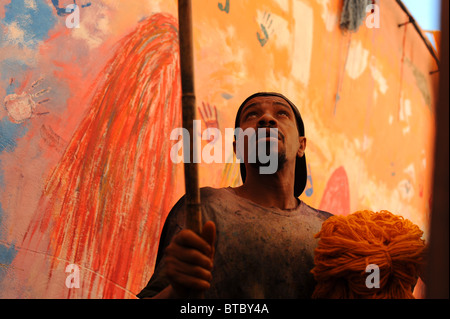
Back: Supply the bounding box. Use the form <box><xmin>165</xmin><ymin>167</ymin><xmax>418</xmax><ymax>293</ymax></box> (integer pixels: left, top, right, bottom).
<box><xmin>200</xmin><ymin>186</ymin><xmax>230</xmax><ymax>198</ymax></box>
<box><xmin>300</xmin><ymin>200</ymin><xmax>334</xmax><ymax>221</ymax></box>
<box><xmin>199</xmin><ymin>186</ymin><xmax>226</xmax><ymax>194</ymax></box>
<box><xmin>171</xmin><ymin>187</ymin><xmax>231</xmax><ymax>211</ymax></box>
<box><xmin>172</xmin><ymin>186</ymin><xmax>227</xmax><ymax>202</ymax></box>
<box><xmin>199</xmin><ymin>187</ymin><xmax>234</xmax><ymax>208</ymax></box>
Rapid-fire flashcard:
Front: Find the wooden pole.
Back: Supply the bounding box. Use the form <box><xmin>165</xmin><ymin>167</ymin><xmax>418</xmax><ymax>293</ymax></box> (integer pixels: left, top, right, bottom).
<box><xmin>426</xmin><ymin>0</ymin><xmax>449</xmax><ymax>299</ymax></box>
<box><xmin>178</xmin><ymin>0</ymin><xmax>203</xmax><ymax>299</ymax></box>
<box><xmin>178</xmin><ymin>1</ymin><xmax>202</xmax><ymax>235</ymax></box>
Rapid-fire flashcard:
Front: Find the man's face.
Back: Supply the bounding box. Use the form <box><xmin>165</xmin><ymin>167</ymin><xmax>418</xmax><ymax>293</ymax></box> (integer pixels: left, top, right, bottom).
<box><xmin>235</xmin><ymin>95</ymin><xmax>306</xmax><ymax>169</ymax></box>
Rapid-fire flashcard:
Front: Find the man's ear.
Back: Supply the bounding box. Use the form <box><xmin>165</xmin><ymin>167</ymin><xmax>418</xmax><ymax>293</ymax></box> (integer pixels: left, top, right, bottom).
<box><xmin>297</xmin><ymin>137</ymin><xmax>307</xmax><ymax>158</ymax></box>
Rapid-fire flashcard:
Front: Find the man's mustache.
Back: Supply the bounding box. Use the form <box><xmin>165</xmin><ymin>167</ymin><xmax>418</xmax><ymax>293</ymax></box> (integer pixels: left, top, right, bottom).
<box><xmin>254</xmin><ymin>128</ymin><xmax>284</xmax><ymax>143</ymax></box>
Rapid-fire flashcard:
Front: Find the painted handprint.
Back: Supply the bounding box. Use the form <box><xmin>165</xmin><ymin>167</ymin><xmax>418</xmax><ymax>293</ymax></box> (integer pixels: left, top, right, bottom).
<box><xmin>198</xmin><ymin>102</ymin><xmax>219</xmax><ymax>143</ymax></box>
<box><xmin>3</xmin><ymin>78</ymin><xmax>50</xmax><ymax>124</ymax></box>
<box><xmin>218</xmin><ymin>0</ymin><xmax>230</xmax><ymax>14</ymax></box>
<box><xmin>40</xmin><ymin>124</ymin><xmax>67</xmax><ymax>153</ymax></box>
<box><xmin>51</xmin><ymin>0</ymin><xmax>91</xmax><ymax>16</ymax></box>
<box><xmin>257</xmin><ymin>12</ymin><xmax>274</xmax><ymax>47</ymax></box>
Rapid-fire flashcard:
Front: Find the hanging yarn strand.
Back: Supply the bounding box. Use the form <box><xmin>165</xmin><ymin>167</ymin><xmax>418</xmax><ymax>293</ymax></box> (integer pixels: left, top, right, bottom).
<box><xmin>340</xmin><ymin>0</ymin><xmax>372</xmax><ymax>32</ymax></box>
<box><xmin>311</xmin><ymin>210</ymin><xmax>426</xmax><ymax>299</ymax></box>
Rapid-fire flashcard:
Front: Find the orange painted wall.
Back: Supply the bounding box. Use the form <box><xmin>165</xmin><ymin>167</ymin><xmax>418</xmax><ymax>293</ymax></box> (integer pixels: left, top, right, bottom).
<box><xmin>0</xmin><ymin>0</ymin><xmax>437</xmax><ymax>298</ymax></box>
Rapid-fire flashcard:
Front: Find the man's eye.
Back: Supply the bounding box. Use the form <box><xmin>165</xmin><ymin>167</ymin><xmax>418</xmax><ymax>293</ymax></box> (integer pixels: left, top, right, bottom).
<box><xmin>245</xmin><ymin>112</ymin><xmax>258</xmax><ymax>119</ymax></box>
<box><xmin>278</xmin><ymin>111</ymin><xmax>289</xmax><ymax>117</ymax></box>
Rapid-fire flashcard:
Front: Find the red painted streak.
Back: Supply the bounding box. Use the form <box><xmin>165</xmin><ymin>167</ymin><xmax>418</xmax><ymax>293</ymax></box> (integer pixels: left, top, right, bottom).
<box><xmin>319</xmin><ymin>166</ymin><xmax>351</xmax><ymax>216</ymax></box>
<box><xmin>22</xmin><ymin>13</ymin><xmax>181</xmax><ymax>298</ymax></box>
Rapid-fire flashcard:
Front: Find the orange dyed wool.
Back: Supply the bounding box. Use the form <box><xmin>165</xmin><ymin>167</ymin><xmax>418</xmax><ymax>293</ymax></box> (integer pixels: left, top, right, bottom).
<box><xmin>311</xmin><ymin>210</ymin><xmax>426</xmax><ymax>299</ymax></box>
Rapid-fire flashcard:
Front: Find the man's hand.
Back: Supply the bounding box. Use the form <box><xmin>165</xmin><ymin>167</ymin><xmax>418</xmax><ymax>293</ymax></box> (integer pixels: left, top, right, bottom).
<box><xmin>164</xmin><ymin>221</ymin><xmax>216</xmax><ymax>298</ymax></box>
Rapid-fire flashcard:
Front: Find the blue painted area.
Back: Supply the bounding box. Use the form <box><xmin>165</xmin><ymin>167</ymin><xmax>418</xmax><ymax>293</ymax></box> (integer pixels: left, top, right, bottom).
<box><xmin>0</xmin><ymin>202</ymin><xmax>3</xmax><ymax>228</ymax></box>
<box><xmin>51</xmin><ymin>0</ymin><xmax>91</xmax><ymax>16</ymax></box>
<box><xmin>218</xmin><ymin>0</ymin><xmax>230</xmax><ymax>14</ymax></box>
<box><xmin>0</xmin><ymin>240</ymin><xmax>19</xmax><ymax>281</ymax></box>
<box><xmin>0</xmin><ymin>0</ymin><xmax>57</xmax><ymax>48</ymax></box>
<box><xmin>0</xmin><ymin>204</ymin><xmax>16</xmax><ymax>270</ymax></box>
<box><xmin>5</xmin><ymin>80</ymin><xmax>19</xmax><ymax>96</ymax></box>
<box><xmin>51</xmin><ymin>0</ymin><xmax>74</xmax><ymax>16</ymax></box>
<box><xmin>221</xmin><ymin>92</ymin><xmax>234</xmax><ymax>100</ymax></box>
<box><xmin>0</xmin><ymin>118</ymin><xmax>29</xmax><ymax>154</ymax></box>
<box><xmin>0</xmin><ymin>58</ymin><xmax>30</xmax><ymax>95</ymax></box>
<box><xmin>0</xmin><ymin>59</ymin><xmax>31</xmax><ymax>154</ymax></box>
<box><xmin>0</xmin><ymin>160</ymin><xmax>3</xmax><ymax>187</ymax></box>
<box><xmin>0</xmin><ymin>0</ymin><xmax>57</xmax><ymax>281</ymax></box>
<box><xmin>257</xmin><ymin>24</ymin><xmax>269</xmax><ymax>47</ymax></box>
<box><xmin>0</xmin><ymin>182</ymin><xmax>18</xmax><ymax>281</ymax></box>
<box><xmin>0</xmin><ymin>243</ymin><xmax>17</xmax><ymax>264</ymax></box>
<box><xmin>305</xmin><ymin>163</ymin><xmax>313</xmax><ymax>197</ymax></box>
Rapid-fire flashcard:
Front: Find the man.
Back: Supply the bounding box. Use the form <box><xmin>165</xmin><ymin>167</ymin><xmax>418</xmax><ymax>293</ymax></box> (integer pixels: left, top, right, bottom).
<box><xmin>137</xmin><ymin>92</ymin><xmax>332</xmax><ymax>299</ymax></box>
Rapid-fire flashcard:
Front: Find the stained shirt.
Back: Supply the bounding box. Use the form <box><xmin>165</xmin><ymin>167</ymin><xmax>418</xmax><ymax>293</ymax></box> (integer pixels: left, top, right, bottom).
<box><xmin>137</xmin><ymin>187</ymin><xmax>332</xmax><ymax>299</ymax></box>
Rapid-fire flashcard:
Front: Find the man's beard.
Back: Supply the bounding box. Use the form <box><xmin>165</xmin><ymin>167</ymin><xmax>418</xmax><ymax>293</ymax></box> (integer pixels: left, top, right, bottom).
<box><xmin>250</xmin><ymin>141</ymin><xmax>287</xmax><ymax>172</ymax></box>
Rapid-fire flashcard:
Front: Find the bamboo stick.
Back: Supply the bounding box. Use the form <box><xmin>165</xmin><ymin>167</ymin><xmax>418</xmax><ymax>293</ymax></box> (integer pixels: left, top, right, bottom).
<box><xmin>178</xmin><ymin>0</ymin><xmax>202</xmax><ymax>236</ymax></box>
<box><xmin>178</xmin><ymin>0</ymin><xmax>204</xmax><ymax>299</ymax></box>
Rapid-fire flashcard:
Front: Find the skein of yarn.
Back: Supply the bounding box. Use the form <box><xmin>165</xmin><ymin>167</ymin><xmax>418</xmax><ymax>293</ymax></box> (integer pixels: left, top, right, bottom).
<box><xmin>311</xmin><ymin>210</ymin><xmax>426</xmax><ymax>299</ymax></box>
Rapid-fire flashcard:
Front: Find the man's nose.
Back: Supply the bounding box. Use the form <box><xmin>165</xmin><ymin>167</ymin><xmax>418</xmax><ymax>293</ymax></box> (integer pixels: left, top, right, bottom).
<box><xmin>257</xmin><ymin>113</ymin><xmax>277</xmax><ymax>127</ymax></box>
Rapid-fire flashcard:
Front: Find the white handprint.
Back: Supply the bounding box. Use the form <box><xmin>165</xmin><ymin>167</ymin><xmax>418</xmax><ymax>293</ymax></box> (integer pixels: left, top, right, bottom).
<box><xmin>3</xmin><ymin>78</ymin><xmax>50</xmax><ymax>124</ymax></box>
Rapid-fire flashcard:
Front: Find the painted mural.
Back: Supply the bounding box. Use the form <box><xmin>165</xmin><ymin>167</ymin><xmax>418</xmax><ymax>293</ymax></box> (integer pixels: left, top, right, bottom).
<box><xmin>0</xmin><ymin>0</ymin><xmax>438</xmax><ymax>298</ymax></box>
